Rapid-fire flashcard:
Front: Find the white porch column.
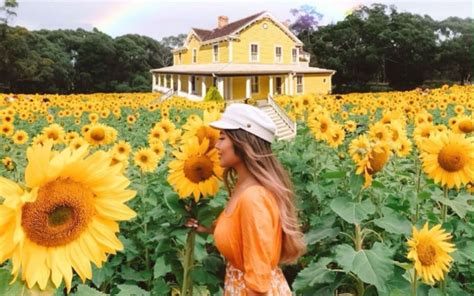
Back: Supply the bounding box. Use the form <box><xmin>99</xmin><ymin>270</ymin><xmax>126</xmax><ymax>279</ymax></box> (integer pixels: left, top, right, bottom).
<box><xmin>229</xmin><ymin>77</ymin><xmax>233</xmax><ymax>100</ymax></box>
<box><xmin>284</xmin><ymin>75</ymin><xmax>289</xmax><ymax>94</ymax></box>
<box><xmin>188</xmin><ymin>76</ymin><xmax>192</xmax><ymax>94</ymax></box>
<box><xmin>201</xmin><ymin>76</ymin><xmax>207</xmax><ymax>98</ymax></box>
<box><xmin>152</xmin><ymin>73</ymin><xmax>156</xmax><ymax>90</ymax></box>
<box><xmin>170</xmin><ymin>75</ymin><xmax>174</xmax><ymax>90</ymax></box>
<box><xmin>177</xmin><ymin>75</ymin><xmax>181</xmax><ymax>95</ymax></box>
<box><xmin>246</xmin><ymin>77</ymin><xmax>251</xmax><ymax>99</ymax></box>
<box><xmin>269</xmin><ymin>76</ymin><xmax>273</xmax><ymax>96</ymax></box>
<box><xmin>288</xmin><ymin>73</ymin><xmax>294</xmax><ymax>95</ymax></box>
<box><xmin>217</xmin><ymin>77</ymin><xmax>224</xmax><ymax>98</ymax></box>
<box><xmin>157</xmin><ymin>74</ymin><xmax>161</xmax><ymax>87</ymax></box>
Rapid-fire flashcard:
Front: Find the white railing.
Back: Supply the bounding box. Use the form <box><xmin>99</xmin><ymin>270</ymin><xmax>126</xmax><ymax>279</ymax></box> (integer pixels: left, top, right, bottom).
<box><xmin>267</xmin><ymin>94</ymin><xmax>297</xmax><ymax>134</ymax></box>
<box><xmin>159</xmin><ymin>89</ymin><xmax>175</xmax><ymax>103</ymax></box>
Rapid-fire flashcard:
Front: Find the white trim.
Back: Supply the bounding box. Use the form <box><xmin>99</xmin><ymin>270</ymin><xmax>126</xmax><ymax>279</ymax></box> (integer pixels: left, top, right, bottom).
<box><xmin>228</xmin><ymin>40</ymin><xmax>233</xmax><ymax>62</ymax></box>
<box><xmin>274</xmin><ymin>45</ymin><xmax>283</xmax><ymax>64</ymax></box>
<box><xmin>288</xmin><ymin>73</ymin><xmax>293</xmax><ymax>95</ymax></box>
<box><xmin>249</xmin><ymin>42</ymin><xmax>259</xmax><ymax>63</ymax></box>
<box><xmin>246</xmin><ymin>77</ymin><xmax>251</xmax><ymax>98</ymax></box>
<box><xmin>217</xmin><ymin>77</ymin><xmax>224</xmax><ymax>97</ymax></box>
<box><xmin>177</xmin><ymin>75</ymin><xmax>181</xmax><ymax>92</ymax></box>
<box><xmin>212</xmin><ymin>43</ymin><xmax>219</xmax><ymax>63</ymax></box>
<box><xmin>296</xmin><ymin>74</ymin><xmax>304</xmax><ymax>94</ymax></box>
<box><xmin>192</xmin><ymin>48</ymin><xmax>197</xmax><ymax>64</ymax></box>
<box><xmin>201</xmin><ymin>76</ymin><xmax>207</xmax><ymax>98</ymax></box>
<box><xmin>269</xmin><ymin>76</ymin><xmax>273</xmax><ymax>96</ymax></box>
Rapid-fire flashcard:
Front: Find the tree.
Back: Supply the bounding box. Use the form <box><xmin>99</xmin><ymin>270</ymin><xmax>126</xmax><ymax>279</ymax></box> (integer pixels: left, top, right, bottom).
<box><xmin>0</xmin><ymin>0</ymin><xmax>18</xmax><ymax>25</ymax></box>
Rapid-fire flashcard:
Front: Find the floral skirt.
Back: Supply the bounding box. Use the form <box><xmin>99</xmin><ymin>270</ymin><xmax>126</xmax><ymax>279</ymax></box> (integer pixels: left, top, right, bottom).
<box><xmin>224</xmin><ymin>262</ymin><xmax>293</xmax><ymax>296</ymax></box>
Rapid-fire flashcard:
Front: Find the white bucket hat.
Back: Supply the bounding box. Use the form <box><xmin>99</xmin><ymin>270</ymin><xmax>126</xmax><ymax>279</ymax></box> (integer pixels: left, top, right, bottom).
<box><xmin>209</xmin><ymin>103</ymin><xmax>276</xmax><ymax>143</ymax></box>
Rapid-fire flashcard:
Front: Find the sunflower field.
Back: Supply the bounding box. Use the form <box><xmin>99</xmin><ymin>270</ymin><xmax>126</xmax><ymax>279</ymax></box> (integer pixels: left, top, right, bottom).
<box><xmin>0</xmin><ymin>85</ymin><xmax>473</xmax><ymax>296</ymax></box>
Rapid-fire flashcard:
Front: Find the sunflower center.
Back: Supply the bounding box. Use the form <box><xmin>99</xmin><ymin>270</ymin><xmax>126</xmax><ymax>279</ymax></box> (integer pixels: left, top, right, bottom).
<box><xmin>47</xmin><ymin>131</ymin><xmax>59</xmax><ymax>140</ymax></box>
<box><xmin>438</xmin><ymin>144</ymin><xmax>466</xmax><ymax>172</ymax></box>
<box><xmin>368</xmin><ymin>148</ymin><xmax>389</xmax><ymax>174</ymax></box>
<box><xmin>21</xmin><ymin>179</ymin><xmax>95</xmax><ymax>247</ymax></box>
<box><xmin>140</xmin><ymin>155</ymin><xmax>148</xmax><ymax>162</ymax></box>
<box><xmin>184</xmin><ymin>155</ymin><xmax>214</xmax><ymax>183</ymax></box>
<box><xmin>417</xmin><ymin>242</ymin><xmax>437</xmax><ymax>266</ymax></box>
<box><xmin>458</xmin><ymin>120</ymin><xmax>473</xmax><ymax>133</ymax></box>
<box><xmin>320</xmin><ymin>122</ymin><xmax>328</xmax><ymax>132</ymax></box>
<box><xmin>91</xmin><ymin>129</ymin><xmax>105</xmax><ymax>141</ymax></box>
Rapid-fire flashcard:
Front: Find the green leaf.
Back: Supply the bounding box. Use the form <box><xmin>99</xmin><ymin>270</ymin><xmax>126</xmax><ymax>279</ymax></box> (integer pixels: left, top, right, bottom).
<box><xmin>292</xmin><ymin>257</ymin><xmax>336</xmax><ymax>291</ymax></box>
<box><xmin>305</xmin><ymin>227</ymin><xmax>340</xmax><ymax>244</ymax></box>
<box><xmin>320</xmin><ymin>170</ymin><xmax>346</xmax><ymax>179</ymax></box>
<box><xmin>334</xmin><ymin>244</ymin><xmax>357</xmax><ymax>272</ymax></box>
<box><xmin>153</xmin><ymin>256</ymin><xmax>171</xmax><ymax>279</ymax></box>
<box><xmin>432</xmin><ymin>192</ymin><xmax>474</xmax><ymax>219</ymax></box>
<box><xmin>0</xmin><ymin>270</ymin><xmax>60</xmax><ymax>296</ymax></box>
<box><xmin>116</xmin><ymin>284</ymin><xmax>149</xmax><ymax>296</ymax></box>
<box><xmin>330</xmin><ymin>196</ymin><xmax>375</xmax><ymax>224</ymax></box>
<box><xmin>73</xmin><ymin>284</ymin><xmax>107</xmax><ymax>295</ymax></box>
<box><xmin>351</xmin><ymin>242</ymin><xmax>394</xmax><ymax>294</ymax></box>
<box><xmin>374</xmin><ymin>208</ymin><xmax>412</xmax><ymax>235</ymax></box>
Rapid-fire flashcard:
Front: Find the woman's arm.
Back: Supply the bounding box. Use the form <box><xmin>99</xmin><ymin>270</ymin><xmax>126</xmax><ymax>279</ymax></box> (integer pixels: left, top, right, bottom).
<box><xmin>184</xmin><ymin>218</ymin><xmax>215</xmax><ymax>235</ymax></box>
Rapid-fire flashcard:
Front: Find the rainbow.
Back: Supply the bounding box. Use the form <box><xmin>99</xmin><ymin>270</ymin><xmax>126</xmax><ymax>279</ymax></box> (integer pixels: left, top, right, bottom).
<box><xmin>92</xmin><ymin>1</ymin><xmax>155</xmax><ymax>36</ymax></box>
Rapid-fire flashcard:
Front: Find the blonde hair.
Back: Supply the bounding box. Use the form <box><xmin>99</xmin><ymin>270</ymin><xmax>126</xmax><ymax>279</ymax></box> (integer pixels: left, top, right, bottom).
<box><xmin>222</xmin><ymin>129</ymin><xmax>306</xmax><ymax>264</ymax></box>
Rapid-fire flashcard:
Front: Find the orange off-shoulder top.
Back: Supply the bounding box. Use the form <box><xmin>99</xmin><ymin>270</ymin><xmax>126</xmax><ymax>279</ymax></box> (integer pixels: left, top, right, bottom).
<box><xmin>213</xmin><ymin>185</ymin><xmax>282</xmax><ymax>293</ymax></box>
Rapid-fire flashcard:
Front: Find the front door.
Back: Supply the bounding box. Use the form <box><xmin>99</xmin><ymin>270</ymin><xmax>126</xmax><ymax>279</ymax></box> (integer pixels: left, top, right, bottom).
<box><xmin>275</xmin><ymin>77</ymin><xmax>282</xmax><ymax>95</ymax></box>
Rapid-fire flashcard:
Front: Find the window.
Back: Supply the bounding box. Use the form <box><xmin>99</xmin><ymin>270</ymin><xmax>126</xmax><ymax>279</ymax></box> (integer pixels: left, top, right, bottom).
<box><xmin>213</xmin><ymin>44</ymin><xmax>219</xmax><ymax>62</ymax></box>
<box><xmin>166</xmin><ymin>75</ymin><xmax>171</xmax><ymax>88</ymax></box>
<box><xmin>275</xmin><ymin>46</ymin><xmax>282</xmax><ymax>63</ymax></box>
<box><xmin>250</xmin><ymin>44</ymin><xmax>259</xmax><ymax>62</ymax></box>
<box><xmin>178</xmin><ymin>52</ymin><xmax>182</xmax><ymax>64</ymax></box>
<box><xmin>192</xmin><ymin>49</ymin><xmax>197</xmax><ymax>63</ymax></box>
<box><xmin>296</xmin><ymin>75</ymin><xmax>303</xmax><ymax>94</ymax></box>
<box><xmin>251</xmin><ymin>76</ymin><xmax>259</xmax><ymax>93</ymax></box>
<box><xmin>191</xmin><ymin>75</ymin><xmax>196</xmax><ymax>93</ymax></box>
<box><xmin>292</xmin><ymin>48</ymin><xmax>297</xmax><ymax>63</ymax></box>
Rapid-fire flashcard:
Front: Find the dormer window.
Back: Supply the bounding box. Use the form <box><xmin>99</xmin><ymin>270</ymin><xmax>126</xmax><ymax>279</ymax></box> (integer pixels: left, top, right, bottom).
<box><xmin>275</xmin><ymin>46</ymin><xmax>282</xmax><ymax>63</ymax></box>
<box><xmin>192</xmin><ymin>48</ymin><xmax>197</xmax><ymax>63</ymax></box>
<box><xmin>213</xmin><ymin>44</ymin><xmax>219</xmax><ymax>62</ymax></box>
<box><xmin>250</xmin><ymin>43</ymin><xmax>259</xmax><ymax>62</ymax></box>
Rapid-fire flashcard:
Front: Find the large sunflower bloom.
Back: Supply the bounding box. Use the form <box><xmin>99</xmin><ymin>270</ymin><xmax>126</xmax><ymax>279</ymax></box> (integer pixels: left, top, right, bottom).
<box><xmin>167</xmin><ymin>137</ymin><xmax>222</xmax><ymax>202</ymax></box>
<box><xmin>182</xmin><ymin>110</ymin><xmax>221</xmax><ymax>150</ymax></box>
<box><xmin>420</xmin><ymin>131</ymin><xmax>474</xmax><ymax>188</ymax></box>
<box><xmin>0</xmin><ymin>141</ymin><xmax>136</xmax><ymax>291</ymax></box>
<box><xmin>407</xmin><ymin>223</ymin><xmax>456</xmax><ymax>284</ymax></box>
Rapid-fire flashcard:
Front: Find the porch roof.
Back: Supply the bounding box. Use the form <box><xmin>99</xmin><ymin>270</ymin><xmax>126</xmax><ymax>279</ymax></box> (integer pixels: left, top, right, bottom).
<box><xmin>150</xmin><ymin>63</ymin><xmax>335</xmax><ymax>76</ymax></box>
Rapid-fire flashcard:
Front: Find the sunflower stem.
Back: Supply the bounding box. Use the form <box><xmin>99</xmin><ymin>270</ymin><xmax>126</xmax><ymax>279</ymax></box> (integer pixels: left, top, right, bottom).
<box><xmin>411</xmin><ymin>268</ymin><xmax>418</xmax><ymax>296</ymax></box>
<box><xmin>354</xmin><ymin>224</ymin><xmax>363</xmax><ymax>251</ymax></box>
<box><xmin>441</xmin><ymin>186</ymin><xmax>448</xmax><ymax>223</ymax></box>
<box><xmin>181</xmin><ymin>229</ymin><xmax>196</xmax><ymax>296</ymax></box>
<box><xmin>413</xmin><ymin>155</ymin><xmax>421</xmax><ymax>223</ymax></box>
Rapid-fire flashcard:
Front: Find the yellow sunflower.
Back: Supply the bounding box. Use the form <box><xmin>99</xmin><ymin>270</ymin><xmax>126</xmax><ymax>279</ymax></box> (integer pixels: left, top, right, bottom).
<box><xmin>167</xmin><ymin>137</ymin><xmax>222</xmax><ymax>202</ymax></box>
<box><xmin>150</xmin><ymin>141</ymin><xmax>166</xmax><ymax>160</ymax></box>
<box><xmin>12</xmin><ymin>130</ymin><xmax>29</xmax><ymax>145</ymax></box>
<box><xmin>308</xmin><ymin>112</ymin><xmax>333</xmax><ymax>141</ymax></box>
<box><xmin>0</xmin><ymin>142</ymin><xmax>136</xmax><ymax>291</ymax></box>
<box><xmin>326</xmin><ymin>124</ymin><xmax>345</xmax><ymax>148</ymax></box>
<box><xmin>0</xmin><ymin>122</ymin><xmax>14</xmax><ymax>137</ymax></box>
<box><xmin>353</xmin><ymin>140</ymin><xmax>391</xmax><ymax>188</ymax></box>
<box><xmin>84</xmin><ymin>123</ymin><xmax>116</xmax><ymax>146</ymax></box>
<box><xmin>112</xmin><ymin>140</ymin><xmax>132</xmax><ymax>158</ymax></box>
<box><xmin>42</xmin><ymin>123</ymin><xmax>65</xmax><ymax>144</ymax></box>
<box><xmin>134</xmin><ymin>148</ymin><xmax>159</xmax><ymax>173</ymax></box>
<box><xmin>420</xmin><ymin>131</ymin><xmax>474</xmax><ymax>188</ymax></box>
<box><xmin>181</xmin><ymin>110</ymin><xmax>221</xmax><ymax>150</ymax></box>
<box><xmin>451</xmin><ymin>115</ymin><xmax>473</xmax><ymax>134</ymax></box>
<box><xmin>407</xmin><ymin>223</ymin><xmax>456</xmax><ymax>285</ymax></box>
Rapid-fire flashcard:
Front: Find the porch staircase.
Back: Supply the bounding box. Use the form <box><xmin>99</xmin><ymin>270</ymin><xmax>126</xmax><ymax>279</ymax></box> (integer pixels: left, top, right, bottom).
<box><xmin>258</xmin><ymin>95</ymin><xmax>297</xmax><ymax>141</ymax></box>
<box><xmin>152</xmin><ymin>89</ymin><xmax>174</xmax><ymax>104</ymax></box>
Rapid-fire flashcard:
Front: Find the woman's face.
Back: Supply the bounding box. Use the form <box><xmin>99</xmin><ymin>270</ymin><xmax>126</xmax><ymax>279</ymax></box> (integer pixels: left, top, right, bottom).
<box><xmin>215</xmin><ymin>130</ymin><xmax>241</xmax><ymax>168</ymax></box>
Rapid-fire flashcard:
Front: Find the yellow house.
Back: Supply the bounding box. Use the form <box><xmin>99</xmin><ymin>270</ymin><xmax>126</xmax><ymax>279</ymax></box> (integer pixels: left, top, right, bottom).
<box><xmin>150</xmin><ymin>11</ymin><xmax>335</xmax><ymax>101</ymax></box>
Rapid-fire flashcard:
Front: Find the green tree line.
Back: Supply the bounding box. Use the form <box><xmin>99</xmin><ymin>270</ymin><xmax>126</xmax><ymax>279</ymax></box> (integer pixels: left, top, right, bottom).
<box><xmin>297</xmin><ymin>4</ymin><xmax>473</xmax><ymax>92</ymax></box>
<box><xmin>0</xmin><ymin>2</ymin><xmax>472</xmax><ymax>93</ymax></box>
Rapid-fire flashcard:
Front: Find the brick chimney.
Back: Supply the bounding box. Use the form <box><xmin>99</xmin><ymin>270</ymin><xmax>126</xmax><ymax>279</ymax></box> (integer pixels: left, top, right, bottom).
<box><xmin>218</xmin><ymin>16</ymin><xmax>229</xmax><ymax>29</ymax></box>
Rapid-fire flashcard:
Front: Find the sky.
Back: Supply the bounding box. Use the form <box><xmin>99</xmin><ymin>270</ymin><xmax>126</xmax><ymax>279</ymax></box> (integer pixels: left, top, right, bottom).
<box><xmin>9</xmin><ymin>0</ymin><xmax>474</xmax><ymax>41</ymax></box>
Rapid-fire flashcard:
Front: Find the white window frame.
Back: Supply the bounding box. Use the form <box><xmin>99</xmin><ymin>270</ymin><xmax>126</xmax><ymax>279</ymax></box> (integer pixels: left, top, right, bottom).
<box><xmin>192</xmin><ymin>48</ymin><xmax>197</xmax><ymax>63</ymax></box>
<box><xmin>275</xmin><ymin>45</ymin><xmax>283</xmax><ymax>63</ymax></box>
<box><xmin>212</xmin><ymin>43</ymin><xmax>219</xmax><ymax>63</ymax></box>
<box><xmin>251</xmin><ymin>76</ymin><xmax>259</xmax><ymax>93</ymax></box>
<box><xmin>249</xmin><ymin>43</ymin><xmax>259</xmax><ymax>62</ymax></box>
<box><xmin>296</xmin><ymin>75</ymin><xmax>304</xmax><ymax>94</ymax></box>
<box><xmin>292</xmin><ymin>47</ymin><xmax>298</xmax><ymax>64</ymax></box>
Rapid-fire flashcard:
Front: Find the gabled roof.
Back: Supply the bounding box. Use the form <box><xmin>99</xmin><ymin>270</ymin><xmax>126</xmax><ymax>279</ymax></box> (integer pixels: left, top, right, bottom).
<box><xmin>192</xmin><ymin>11</ymin><xmax>266</xmax><ymax>42</ymax></box>
<box><xmin>179</xmin><ymin>11</ymin><xmax>302</xmax><ymax>49</ymax></box>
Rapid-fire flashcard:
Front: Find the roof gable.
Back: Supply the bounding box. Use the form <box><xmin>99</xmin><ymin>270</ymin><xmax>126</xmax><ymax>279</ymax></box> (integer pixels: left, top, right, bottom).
<box><xmin>181</xmin><ymin>11</ymin><xmax>302</xmax><ymax>48</ymax></box>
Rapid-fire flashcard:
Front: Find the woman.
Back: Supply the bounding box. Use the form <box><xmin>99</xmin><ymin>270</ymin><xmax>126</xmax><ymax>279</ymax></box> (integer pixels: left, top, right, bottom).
<box><xmin>185</xmin><ymin>103</ymin><xmax>306</xmax><ymax>295</ymax></box>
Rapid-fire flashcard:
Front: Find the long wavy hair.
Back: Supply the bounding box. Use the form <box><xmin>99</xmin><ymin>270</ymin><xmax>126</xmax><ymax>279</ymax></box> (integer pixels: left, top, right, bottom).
<box><xmin>221</xmin><ymin>129</ymin><xmax>306</xmax><ymax>264</ymax></box>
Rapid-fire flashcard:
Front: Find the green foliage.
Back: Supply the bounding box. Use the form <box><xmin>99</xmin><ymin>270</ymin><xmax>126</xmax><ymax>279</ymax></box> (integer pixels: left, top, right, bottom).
<box><xmin>204</xmin><ymin>86</ymin><xmax>223</xmax><ymax>102</ymax></box>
